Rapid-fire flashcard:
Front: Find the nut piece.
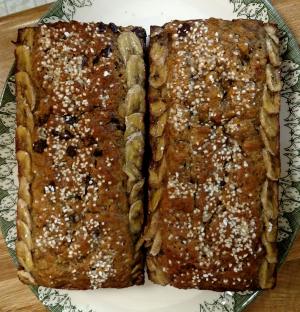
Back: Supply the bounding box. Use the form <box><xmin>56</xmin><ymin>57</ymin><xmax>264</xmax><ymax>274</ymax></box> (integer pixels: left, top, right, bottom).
<box><xmin>117</xmin><ymin>31</ymin><xmax>143</xmax><ymax>64</ymax></box>
<box><xmin>266</xmin><ymin>64</ymin><xmax>282</xmax><ymax>92</ymax></box>
<box><xmin>129</xmin><ymin>200</ymin><xmax>144</xmax><ymax>234</ymax></box>
<box><xmin>16</xmin><ymin>241</ymin><xmax>33</xmax><ymax>272</ymax></box>
<box><xmin>263</xmin><ymin>85</ymin><xmax>280</xmax><ymax>114</ymax></box>
<box><xmin>126</xmin><ymin>55</ymin><xmax>145</xmax><ymax>88</ymax></box>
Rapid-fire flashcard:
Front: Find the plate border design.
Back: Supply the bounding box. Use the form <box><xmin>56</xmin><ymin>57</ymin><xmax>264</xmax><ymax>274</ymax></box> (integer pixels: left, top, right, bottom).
<box><xmin>0</xmin><ymin>0</ymin><xmax>300</xmax><ymax>311</ymax></box>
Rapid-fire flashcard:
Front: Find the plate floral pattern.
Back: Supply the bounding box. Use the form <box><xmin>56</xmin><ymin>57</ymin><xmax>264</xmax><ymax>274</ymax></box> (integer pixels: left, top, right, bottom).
<box><xmin>0</xmin><ymin>0</ymin><xmax>300</xmax><ymax>311</ymax></box>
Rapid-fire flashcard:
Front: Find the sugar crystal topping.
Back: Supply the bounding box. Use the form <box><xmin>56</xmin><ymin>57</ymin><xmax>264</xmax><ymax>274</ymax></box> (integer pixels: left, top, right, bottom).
<box><xmin>31</xmin><ymin>22</ymin><xmax>129</xmax><ymax>286</ymax></box>
<box><xmin>161</xmin><ymin>20</ymin><xmax>267</xmax><ymax>287</ymax></box>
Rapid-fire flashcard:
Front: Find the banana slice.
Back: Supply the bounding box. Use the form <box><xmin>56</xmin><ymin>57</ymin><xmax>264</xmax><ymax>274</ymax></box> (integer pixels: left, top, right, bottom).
<box><xmin>154</xmin><ymin>136</ymin><xmax>165</xmax><ymax>161</ymax></box>
<box><xmin>16</xmin><ymin>71</ymin><xmax>36</xmax><ymax>110</ymax></box>
<box><xmin>150</xmin><ymin>100</ymin><xmax>167</xmax><ymax>117</ymax></box>
<box><xmin>150</xmin><ymin>42</ymin><xmax>168</xmax><ymax>65</ymax></box>
<box><xmin>266</xmin><ymin>37</ymin><xmax>280</xmax><ymax>67</ymax></box>
<box><xmin>262</xmin><ymin>233</ymin><xmax>277</xmax><ymax>264</ymax></box>
<box><xmin>126</xmin><ymin>55</ymin><xmax>145</xmax><ymax>88</ymax></box>
<box><xmin>150</xmin><ymin>64</ymin><xmax>168</xmax><ymax>89</ymax></box>
<box><xmin>259</xmin><ymin>259</ymin><xmax>276</xmax><ymax>289</ymax></box>
<box><xmin>264</xmin><ymin>25</ymin><xmax>280</xmax><ymax>45</ymax></box>
<box><xmin>150</xmin><ymin>230</ymin><xmax>162</xmax><ymax>256</ymax></box>
<box><xmin>16</xmin><ymin>151</ymin><xmax>32</xmax><ymax>182</ymax></box>
<box><xmin>17</xmin><ymin>220</ymin><xmax>33</xmax><ymax>250</ymax></box>
<box><xmin>263</xmin><ymin>85</ymin><xmax>280</xmax><ymax>114</ymax></box>
<box><xmin>16</xmin><ymin>46</ymin><xmax>32</xmax><ymax>75</ymax></box>
<box><xmin>260</xmin><ymin>108</ymin><xmax>279</xmax><ymax>138</ymax></box>
<box><xmin>17</xmin><ymin>199</ymin><xmax>32</xmax><ymax>230</ymax></box>
<box><xmin>122</xmin><ymin>84</ymin><xmax>145</xmax><ymax>118</ymax></box>
<box><xmin>130</xmin><ymin>180</ymin><xmax>144</xmax><ymax>204</ymax></box>
<box><xmin>266</xmin><ymin>64</ymin><xmax>282</xmax><ymax>92</ymax></box>
<box><xmin>16</xmin><ymin>241</ymin><xmax>34</xmax><ymax>272</ymax></box>
<box><xmin>263</xmin><ymin>149</ymin><xmax>280</xmax><ymax>181</ymax></box>
<box><xmin>16</xmin><ymin>126</ymin><xmax>32</xmax><ymax>154</ymax></box>
<box><xmin>118</xmin><ymin>31</ymin><xmax>143</xmax><ymax>64</ymax></box>
<box><xmin>18</xmin><ymin>270</ymin><xmax>35</xmax><ymax>285</ymax></box>
<box><xmin>150</xmin><ymin>112</ymin><xmax>167</xmax><ymax>137</ymax></box>
<box><xmin>125</xmin><ymin>132</ymin><xmax>144</xmax><ymax>169</ymax></box>
<box><xmin>150</xmin><ymin>188</ymin><xmax>163</xmax><ymax>212</ymax></box>
<box><xmin>260</xmin><ymin>126</ymin><xmax>278</xmax><ymax>156</ymax></box>
<box><xmin>125</xmin><ymin>113</ymin><xmax>144</xmax><ymax>139</ymax></box>
<box><xmin>129</xmin><ymin>200</ymin><xmax>144</xmax><ymax>234</ymax></box>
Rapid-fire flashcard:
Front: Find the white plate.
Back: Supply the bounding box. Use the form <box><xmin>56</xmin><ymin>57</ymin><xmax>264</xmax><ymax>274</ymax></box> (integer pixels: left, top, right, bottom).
<box><xmin>1</xmin><ymin>0</ymin><xmax>300</xmax><ymax>311</ymax></box>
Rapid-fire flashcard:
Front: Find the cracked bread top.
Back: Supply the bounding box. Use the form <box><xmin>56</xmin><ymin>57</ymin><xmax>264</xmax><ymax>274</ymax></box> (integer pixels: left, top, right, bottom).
<box><xmin>15</xmin><ymin>21</ymin><xmax>146</xmax><ymax>289</ymax></box>
<box><xmin>146</xmin><ymin>18</ymin><xmax>281</xmax><ymax>290</ymax></box>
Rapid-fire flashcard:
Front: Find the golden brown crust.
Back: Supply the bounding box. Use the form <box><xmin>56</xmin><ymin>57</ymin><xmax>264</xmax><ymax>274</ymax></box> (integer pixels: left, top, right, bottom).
<box><xmin>15</xmin><ymin>21</ymin><xmax>146</xmax><ymax>289</ymax></box>
<box><xmin>145</xmin><ymin>18</ymin><xmax>281</xmax><ymax>290</ymax></box>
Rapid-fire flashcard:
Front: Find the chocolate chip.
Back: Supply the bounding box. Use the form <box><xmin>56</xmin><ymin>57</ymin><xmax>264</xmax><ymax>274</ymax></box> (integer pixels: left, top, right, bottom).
<box><xmin>109</xmin><ymin>22</ymin><xmax>119</xmax><ymax>33</ymax></box>
<box><xmin>93</xmin><ymin>149</ymin><xmax>103</xmax><ymax>157</ymax></box>
<box><xmin>92</xmin><ymin>55</ymin><xmax>100</xmax><ymax>65</ymax></box>
<box><xmin>64</xmin><ymin>115</ymin><xmax>78</xmax><ymax>125</ymax></box>
<box><xmin>36</xmin><ymin>114</ymin><xmax>49</xmax><ymax>127</ymax></box>
<box><xmin>75</xmin><ymin>194</ymin><xmax>82</xmax><ymax>200</ymax></box>
<box><xmin>86</xmin><ymin>135</ymin><xmax>97</xmax><ymax>146</ymax></box>
<box><xmin>132</xmin><ymin>27</ymin><xmax>146</xmax><ymax>41</ymax></box>
<box><xmin>220</xmin><ymin>180</ymin><xmax>226</xmax><ymax>187</ymax></box>
<box><xmin>82</xmin><ymin>55</ymin><xmax>88</xmax><ymax>67</ymax></box>
<box><xmin>66</xmin><ymin>145</ymin><xmax>77</xmax><ymax>157</ymax></box>
<box><xmin>178</xmin><ymin>23</ymin><xmax>191</xmax><ymax>37</ymax></box>
<box><xmin>97</xmin><ymin>22</ymin><xmax>106</xmax><ymax>33</ymax></box>
<box><xmin>51</xmin><ymin>129</ymin><xmax>60</xmax><ymax>137</ymax></box>
<box><xmin>100</xmin><ymin>46</ymin><xmax>112</xmax><ymax>58</ymax></box>
<box><xmin>110</xmin><ymin>116</ymin><xmax>124</xmax><ymax>130</ymax></box>
<box><xmin>60</xmin><ymin>129</ymin><xmax>74</xmax><ymax>141</ymax></box>
<box><xmin>33</xmin><ymin>139</ymin><xmax>47</xmax><ymax>153</ymax></box>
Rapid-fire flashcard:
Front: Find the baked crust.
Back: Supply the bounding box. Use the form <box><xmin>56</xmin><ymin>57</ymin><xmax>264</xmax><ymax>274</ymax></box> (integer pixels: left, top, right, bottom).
<box><xmin>145</xmin><ymin>18</ymin><xmax>281</xmax><ymax>290</ymax></box>
<box><xmin>15</xmin><ymin>21</ymin><xmax>146</xmax><ymax>289</ymax></box>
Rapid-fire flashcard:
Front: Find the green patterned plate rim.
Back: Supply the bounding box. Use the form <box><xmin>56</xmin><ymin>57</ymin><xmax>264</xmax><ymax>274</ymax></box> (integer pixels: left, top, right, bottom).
<box><xmin>0</xmin><ymin>0</ymin><xmax>300</xmax><ymax>311</ymax></box>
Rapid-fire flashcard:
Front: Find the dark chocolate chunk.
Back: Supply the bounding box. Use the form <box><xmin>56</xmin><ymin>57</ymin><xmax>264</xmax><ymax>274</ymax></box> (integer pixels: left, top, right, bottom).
<box><xmin>178</xmin><ymin>23</ymin><xmax>191</xmax><ymax>37</ymax></box>
<box><xmin>64</xmin><ymin>115</ymin><xmax>78</xmax><ymax>125</ymax></box>
<box><xmin>60</xmin><ymin>129</ymin><xmax>74</xmax><ymax>141</ymax></box>
<box><xmin>86</xmin><ymin>135</ymin><xmax>97</xmax><ymax>146</ymax></box>
<box><xmin>93</xmin><ymin>55</ymin><xmax>100</xmax><ymax>65</ymax></box>
<box><xmin>51</xmin><ymin>129</ymin><xmax>60</xmax><ymax>137</ymax></box>
<box><xmin>33</xmin><ymin>139</ymin><xmax>48</xmax><ymax>153</ymax></box>
<box><xmin>108</xmin><ymin>22</ymin><xmax>119</xmax><ymax>33</ymax></box>
<box><xmin>81</xmin><ymin>55</ymin><xmax>88</xmax><ymax>67</ymax></box>
<box><xmin>36</xmin><ymin>114</ymin><xmax>49</xmax><ymax>127</ymax></box>
<box><xmin>66</xmin><ymin>145</ymin><xmax>77</xmax><ymax>157</ymax></box>
<box><xmin>93</xmin><ymin>149</ymin><xmax>103</xmax><ymax>157</ymax></box>
<box><xmin>132</xmin><ymin>27</ymin><xmax>146</xmax><ymax>41</ymax></box>
<box><xmin>100</xmin><ymin>46</ymin><xmax>112</xmax><ymax>58</ymax></box>
<box><xmin>97</xmin><ymin>22</ymin><xmax>106</xmax><ymax>33</ymax></box>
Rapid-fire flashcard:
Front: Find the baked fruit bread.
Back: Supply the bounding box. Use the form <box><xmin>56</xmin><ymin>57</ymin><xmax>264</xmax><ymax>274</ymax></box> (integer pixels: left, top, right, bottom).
<box><xmin>15</xmin><ymin>21</ymin><xmax>146</xmax><ymax>289</ymax></box>
<box><xmin>145</xmin><ymin>18</ymin><xmax>281</xmax><ymax>290</ymax></box>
